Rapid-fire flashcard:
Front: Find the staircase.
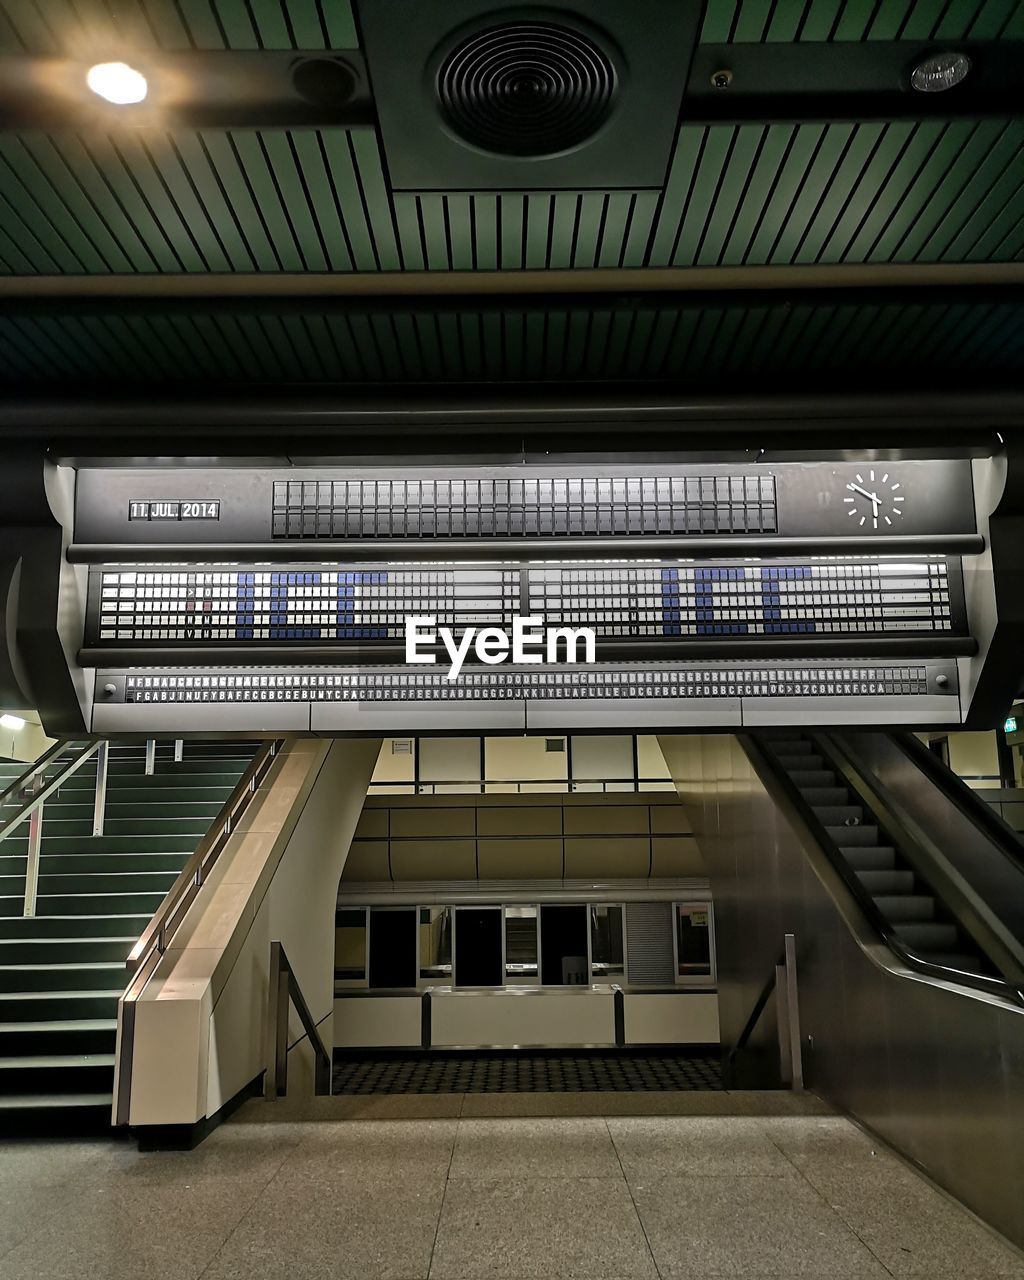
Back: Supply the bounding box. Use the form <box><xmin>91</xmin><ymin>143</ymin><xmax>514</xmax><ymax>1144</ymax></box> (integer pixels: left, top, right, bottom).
<box><xmin>0</xmin><ymin>740</ymin><xmax>257</xmax><ymax>1134</ymax></box>
<box><xmin>760</xmin><ymin>731</ymin><xmax>991</xmax><ymax>978</ymax></box>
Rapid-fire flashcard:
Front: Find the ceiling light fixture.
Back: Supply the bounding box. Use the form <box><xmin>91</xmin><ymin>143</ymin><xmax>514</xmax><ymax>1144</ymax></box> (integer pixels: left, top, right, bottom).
<box><xmin>0</xmin><ymin>714</ymin><xmax>26</xmax><ymax>730</ymax></box>
<box><xmin>86</xmin><ymin>61</ymin><xmax>148</xmax><ymax>105</ymax></box>
<box><xmin>910</xmin><ymin>51</ymin><xmax>971</xmax><ymax>93</ymax></box>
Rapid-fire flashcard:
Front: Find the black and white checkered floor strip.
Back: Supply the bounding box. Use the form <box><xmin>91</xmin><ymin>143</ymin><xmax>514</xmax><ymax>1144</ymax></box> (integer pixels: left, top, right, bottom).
<box><xmin>333</xmin><ymin>1051</ymin><xmax>724</xmax><ymax>1094</ymax></box>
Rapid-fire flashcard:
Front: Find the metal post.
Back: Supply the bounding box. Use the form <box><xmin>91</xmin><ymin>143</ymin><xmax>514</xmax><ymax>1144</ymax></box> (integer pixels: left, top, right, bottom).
<box><xmin>92</xmin><ymin>741</ymin><xmax>109</xmax><ymax>837</ymax></box>
<box><xmin>783</xmin><ymin>933</ymin><xmax>804</xmax><ymax>1091</ymax></box>
<box><xmin>24</xmin><ymin>802</ymin><xmax>43</xmax><ymax>917</ymax></box>
<box><xmin>144</xmin><ymin>739</ymin><xmax>156</xmax><ymax>776</ymax></box>
<box><xmin>775</xmin><ymin>962</ymin><xmax>791</xmax><ymax>1085</ymax></box>
<box><xmin>266</xmin><ymin>941</ymin><xmax>290</xmax><ymax>1101</ymax></box>
<box><xmin>173</xmin><ymin>739</ymin><xmax>184</xmax><ymax>763</ymax></box>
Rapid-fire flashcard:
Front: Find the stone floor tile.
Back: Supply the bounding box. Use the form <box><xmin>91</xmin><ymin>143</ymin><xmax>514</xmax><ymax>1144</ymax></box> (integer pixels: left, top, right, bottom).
<box><xmin>280</xmin><ymin>1118</ymin><xmax>457</xmax><ymax>1182</ymax></box>
<box><xmin>799</xmin><ymin>1157</ymin><xmax>1024</xmax><ymax>1277</ymax></box>
<box><xmin>429</xmin><ymin>1177</ymin><xmax>658</xmax><ymax>1278</ymax></box>
<box><xmin>202</xmin><ymin>1173</ymin><xmax>446</xmax><ymax>1280</ymax></box>
<box><xmin>0</xmin><ymin>1180</ymin><xmax>257</xmax><ymax>1280</ymax></box>
<box><xmin>632</xmin><ymin>1173</ymin><xmax>890</xmax><ymax>1278</ymax></box>
<box><xmin>449</xmin><ymin>1118</ymin><xmax>620</xmax><ymax>1180</ymax></box>
<box><xmin>608</xmin><ymin>1116</ymin><xmax>796</xmax><ymax>1179</ymax></box>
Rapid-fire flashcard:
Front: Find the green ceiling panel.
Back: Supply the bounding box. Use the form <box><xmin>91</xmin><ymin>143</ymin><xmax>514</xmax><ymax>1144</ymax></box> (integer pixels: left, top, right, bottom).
<box><xmin>0</xmin><ymin>299</ymin><xmax>1022</xmax><ymax>387</ymax></box>
<box><xmin>0</xmin><ymin>116</ymin><xmax>1022</xmax><ymax>277</ymax></box>
<box><xmin>699</xmin><ymin>0</ymin><xmax>1024</xmax><ymax>42</ymax></box>
<box><xmin>0</xmin><ymin>1</ymin><xmax>357</xmax><ymax>53</ymax></box>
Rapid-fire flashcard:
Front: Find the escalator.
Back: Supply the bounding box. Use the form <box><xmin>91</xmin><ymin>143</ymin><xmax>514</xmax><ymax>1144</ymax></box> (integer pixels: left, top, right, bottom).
<box><xmin>746</xmin><ymin>729</ymin><xmax>1024</xmax><ymax>1003</ymax></box>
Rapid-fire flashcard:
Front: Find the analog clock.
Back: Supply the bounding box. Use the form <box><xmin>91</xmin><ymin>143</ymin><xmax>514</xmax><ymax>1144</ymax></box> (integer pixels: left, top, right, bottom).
<box><xmin>842</xmin><ymin>469</ymin><xmax>906</xmax><ymax>530</ymax></box>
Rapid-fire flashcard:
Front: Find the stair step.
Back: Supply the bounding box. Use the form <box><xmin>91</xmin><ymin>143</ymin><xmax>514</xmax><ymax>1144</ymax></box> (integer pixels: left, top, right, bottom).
<box><xmin>0</xmin><ymin>1091</ymin><xmax>113</xmax><ymax>1108</ymax></box>
<box><xmin>855</xmin><ymin>869</ymin><xmax>915</xmax><ymax>894</ymax></box>
<box><xmin>0</xmin><ymin>990</ymin><xmax>123</xmax><ymax>1020</ymax></box>
<box><xmin>787</xmin><ymin>770</ymin><xmax>837</xmax><ymax>788</ymax></box>
<box><xmin>40</xmin><ymin>819</ymin><xmax>224</xmax><ymax>838</ymax></box>
<box><xmin>826</xmin><ymin>825</ymin><xmax>880</xmax><ymax>847</ymax></box>
<box><xmin>0</xmin><ymin>938</ymin><xmax>134</xmax><ymax>964</ymax></box>
<box><xmin>0</xmin><ymin>1053</ymin><xmax>116</xmax><ymax>1094</ymax></box>
<box><xmin>36</xmin><ymin>892</ymin><xmax>167</xmax><ymax>915</ymax></box>
<box><xmin>37</xmin><ymin>835</ymin><xmax>203</xmax><ymax>854</ymax></box>
<box><xmin>894</xmin><ymin>922</ymin><xmax>960</xmax><ymax>952</ymax></box>
<box><xmin>799</xmin><ymin>787</ymin><xmax>849</xmax><ymax>806</ymax></box>
<box><xmin>777</xmin><ymin>754</ymin><xmax>826</xmax><ymax>772</ymax></box>
<box><xmin>0</xmin><ymin>962</ymin><xmax>126</xmax><ymax>993</ymax></box>
<box><xmin>0</xmin><ymin>914</ymin><xmax>151</xmax><ymax>938</ymax></box>
<box><xmin>30</xmin><ymin>873</ymin><xmax>180</xmax><ymax>895</ymax></box>
<box><xmin>0</xmin><ymin>1019</ymin><xmax>117</xmax><ymax>1055</ymax></box>
<box><xmin>35</xmin><ymin>854</ymin><xmax>192</xmax><ymax>875</ymax></box>
<box><xmin>843</xmin><ymin>846</ymin><xmax>898</xmax><ymax>871</ymax></box>
<box><xmin>872</xmin><ymin>895</ymin><xmax>936</xmax><ymax>922</ymax></box>
<box><xmin>811</xmin><ymin>805</ymin><xmax>864</xmax><ymax>826</ymax></box>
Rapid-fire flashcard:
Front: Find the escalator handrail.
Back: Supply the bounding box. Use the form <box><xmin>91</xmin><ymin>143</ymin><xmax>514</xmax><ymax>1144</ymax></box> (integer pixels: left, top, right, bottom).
<box><xmin>741</xmin><ymin>734</ymin><xmax>1024</xmax><ymax>1007</ymax></box>
<box><xmin>891</xmin><ymin>730</ymin><xmax>1024</xmax><ymax>873</ymax></box>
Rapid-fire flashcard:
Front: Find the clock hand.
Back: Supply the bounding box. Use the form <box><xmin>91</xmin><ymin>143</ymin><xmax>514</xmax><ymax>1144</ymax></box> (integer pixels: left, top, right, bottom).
<box><xmin>847</xmin><ymin>483</ymin><xmax>880</xmax><ymax>502</ymax></box>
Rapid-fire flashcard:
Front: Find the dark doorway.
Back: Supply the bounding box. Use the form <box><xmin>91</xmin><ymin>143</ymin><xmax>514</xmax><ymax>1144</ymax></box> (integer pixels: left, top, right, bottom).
<box><xmin>540</xmin><ymin>904</ymin><xmax>589</xmax><ymax>985</ymax></box>
<box><xmin>368</xmin><ymin>907</ymin><xmax>417</xmax><ymax>988</ymax></box>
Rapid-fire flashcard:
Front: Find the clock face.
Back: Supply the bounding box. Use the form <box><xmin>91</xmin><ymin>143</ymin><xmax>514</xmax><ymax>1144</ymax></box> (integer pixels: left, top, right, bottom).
<box><xmin>842</xmin><ymin>468</ymin><xmax>906</xmax><ymax>531</ymax></box>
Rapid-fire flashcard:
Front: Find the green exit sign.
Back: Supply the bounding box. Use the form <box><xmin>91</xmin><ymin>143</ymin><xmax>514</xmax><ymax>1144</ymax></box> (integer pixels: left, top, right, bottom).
<box><xmin>1005</xmin><ymin>717</ymin><xmax>1018</xmax><ymax>734</ymax></box>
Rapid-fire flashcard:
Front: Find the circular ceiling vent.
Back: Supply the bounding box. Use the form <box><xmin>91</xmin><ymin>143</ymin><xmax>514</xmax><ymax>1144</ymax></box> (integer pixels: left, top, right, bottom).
<box><xmin>437</xmin><ymin>20</ymin><xmax>618</xmax><ymax>158</ymax></box>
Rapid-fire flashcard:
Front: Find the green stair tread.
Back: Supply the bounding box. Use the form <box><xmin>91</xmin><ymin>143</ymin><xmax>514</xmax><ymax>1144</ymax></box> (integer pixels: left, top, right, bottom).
<box><xmin>0</xmin><ymin>1019</ymin><xmax>117</xmax><ymax>1032</ymax></box>
<box><xmin>0</xmin><ymin>1092</ymin><xmax>113</xmax><ymax>1108</ymax></box>
<box><xmin>0</xmin><ymin>989</ymin><xmax>124</xmax><ymax>1000</ymax></box>
<box><xmin>0</xmin><ymin>1053</ymin><xmax>116</xmax><ymax>1068</ymax></box>
<box><xmin>0</xmin><ymin>961</ymin><xmax>125</xmax><ymax>973</ymax></box>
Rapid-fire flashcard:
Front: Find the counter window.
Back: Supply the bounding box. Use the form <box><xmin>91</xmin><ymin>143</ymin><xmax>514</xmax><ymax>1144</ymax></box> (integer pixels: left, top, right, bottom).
<box><xmin>420</xmin><ymin>906</ymin><xmax>452</xmax><ymax>981</ymax></box>
<box><xmin>590</xmin><ymin>904</ymin><xmax>625</xmax><ymax>979</ymax></box>
<box><xmin>676</xmin><ymin>903</ymin><xmax>713</xmax><ymax>981</ymax></box>
<box><xmin>504</xmin><ymin>906</ymin><xmax>538</xmax><ymax>982</ymax></box>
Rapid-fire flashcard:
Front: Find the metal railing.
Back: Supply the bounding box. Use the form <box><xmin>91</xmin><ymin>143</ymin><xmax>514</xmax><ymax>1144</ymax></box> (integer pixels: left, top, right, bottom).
<box><xmin>115</xmin><ymin>738</ymin><xmax>282</xmax><ymax>1126</ymax></box>
<box><xmin>266</xmin><ymin>940</ymin><xmax>332</xmax><ymax>1100</ymax></box>
<box><xmin>0</xmin><ymin>739</ymin><xmax>100</xmax><ymax>916</ymax></box>
<box><xmin>725</xmin><ymin>933</ymin><xmax>804</xmax><ymax>1090</ymax></box>
<box><xmin>369</xmin><ymin>776</ymin><xmax>676</xmax><ymax>795</ymax></box>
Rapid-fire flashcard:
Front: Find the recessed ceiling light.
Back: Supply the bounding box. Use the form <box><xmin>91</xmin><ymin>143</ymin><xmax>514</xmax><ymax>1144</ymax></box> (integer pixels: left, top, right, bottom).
<box><xmin>910</xmin><ymin>51</ymin><xmax>971</xmax><ymax>93</ymax></box>
<box><xmin>0</xmin><ymin>714</ymin><xmax>26</xmax><ymax>730</ymax></box>
<box><xmin>87</xmin><ymin>61</ymin><xmax>148</xmax><ymax>105</ymax></box>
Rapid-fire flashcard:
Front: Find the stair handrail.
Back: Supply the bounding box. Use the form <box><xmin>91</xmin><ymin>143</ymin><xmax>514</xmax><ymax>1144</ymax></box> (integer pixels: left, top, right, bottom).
<box><xmin>124</xmin><ymin>738</ymin><xmax>281</xmax><ymax>977</ymax></box>
<box><xmin>266</xmin><ymin>940</ymin><xmax>333</xmax><ymax>1100</ymax></box>
<box><xmin>115</xmin><ymin>738</ymin><xmax>282</xmax><ymax>1127</ymax></box>
<box><xmin>0</xmin><ymin>739</ymin><xmax>97</xmax><ymax>844</ymax></box>
<box><xmin>725</xmin><ymin>932</ymin><xmax>803</xmax><ymax>1090</ymax></box>
<box><xmin>742</xmin><ymin>734</ymin><xmax>1024</xmax><ymax>1007</ymax></box>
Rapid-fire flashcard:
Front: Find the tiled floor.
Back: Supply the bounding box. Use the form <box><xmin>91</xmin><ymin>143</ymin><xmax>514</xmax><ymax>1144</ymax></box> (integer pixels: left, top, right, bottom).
<box><xmin>2</xmin><ymin>1093</ymin><xmax>1023</xmax><ymax>1279</ymax></box>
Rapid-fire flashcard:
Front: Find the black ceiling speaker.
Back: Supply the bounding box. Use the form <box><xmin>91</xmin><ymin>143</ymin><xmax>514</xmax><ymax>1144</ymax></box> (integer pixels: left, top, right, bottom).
<box><xmin>357</xmin><ymin>1</ymin><xmax>702</xmax><ymax>190</ymax></box>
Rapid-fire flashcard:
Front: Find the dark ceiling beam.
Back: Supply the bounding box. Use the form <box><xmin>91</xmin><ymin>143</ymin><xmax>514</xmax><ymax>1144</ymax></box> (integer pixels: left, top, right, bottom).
<box><xmin>1</xmin><ymin>264</ymin><xmax>1023</xmax><ymax>311</ymax></box>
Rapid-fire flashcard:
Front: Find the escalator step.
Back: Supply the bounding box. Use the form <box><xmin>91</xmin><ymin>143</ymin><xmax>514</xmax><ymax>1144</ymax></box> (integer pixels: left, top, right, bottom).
<box><xmin>855</xmin><ymin>870</ymin><xmax>915</xmax><ymax>894</ymax></box>
<box><xmin>844</xmin><ymin>847</ymin><xmax>897</xmax><ymax>870</ymax></box>
<box><xmin>812</xmin><ymin>805</ymin><xmax>864</xmax><ymax>826</ymax></box>
<box><xmin>826</xmin><ymin>825</ymin><xmax>880</xmax><ymax>847</ymax></box>
<box><xmin>872</xmin><ymin>895</ymin><xmax>936</xmax><ymax>922</ymax></box>
<box><xmin>894</xmin><ymin>922</ymin><xmax>960</xmax><ymax>951</ymax></box>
